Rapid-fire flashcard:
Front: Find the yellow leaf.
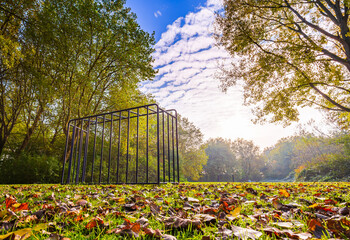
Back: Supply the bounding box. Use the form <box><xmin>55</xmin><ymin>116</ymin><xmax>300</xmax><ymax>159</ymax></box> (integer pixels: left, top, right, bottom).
<box><xmin>309</xmin><ymin>203</ymin><xmax>319</xmax><ymax>208</ymax></box>
<box><xmin>230</xmin><ymin>206</ymin><xmax>241</xmax><ymax>218</ymax></box>
<box><xmin>0</xmin><ymin>228</ymin><xmax>32</xmax><ymax>240</ymax></box>
<box><xmin>0</xmin><ymin>232</ymin><xmax>13</xmax><ymax>240</ymax></box>
<box><xmin>32</xmin><ymin>223</ymin><xmax>48</xmax><ymax>231</ymax></box>
<box><xmin>12</xmin><ymin>203</ymin><xmax>21</xmax><ymax>208</ymax></box>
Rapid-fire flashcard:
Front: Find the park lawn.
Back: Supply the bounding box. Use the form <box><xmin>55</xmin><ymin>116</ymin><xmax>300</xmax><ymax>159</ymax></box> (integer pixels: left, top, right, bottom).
<box><xmin>0</xmin><ymin>182</ymin><xmax>349</xmax><ymax>239</ymax></box>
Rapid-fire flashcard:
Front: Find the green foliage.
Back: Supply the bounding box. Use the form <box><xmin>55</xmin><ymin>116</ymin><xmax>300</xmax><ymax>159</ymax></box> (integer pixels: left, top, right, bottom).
<box><xmin>231</xmin><ymin>138</ymin><xmax>264</xmax><ymax>181</ymax></box>
<box><xmin>178</xmin><ymin>116</ymin><xmax>208</xmax><ymax>181</ymax></box>
<box><xmin>0</xmin><ymin>152</ymin><xmax>60</xmax><ymax>183</ymax></box>
<box><xmin>0</xmin><ymin>0</ymin><xmax>159</xmax><ymax>183</ymax></box>
<box><xmin>295</xmin><ymin>132</ymin><xmax>350</xmax><ymax>181</ymax></box>
<box><xmin>263</xmin><ymin>137</ymin><xmax>297</xmax><ymax>180</ymax></box>
<box><xmin>202</xmin><ymin>138</ymin><xmax>235</xmax><ymax>182</ymax></box>
<box><xmin>201</xmin><ymin>138</ymin><xmax>263</xmax><ymax>182</ymax></box>
<box><xmin>215</xmin><ymin>0</ymin><xmax>350</xmax><ymax>125</ymax></box>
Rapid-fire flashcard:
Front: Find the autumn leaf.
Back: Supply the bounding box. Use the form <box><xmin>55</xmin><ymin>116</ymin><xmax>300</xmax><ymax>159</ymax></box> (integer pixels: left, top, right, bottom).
<box><xmin>279</xmin><ymin>189</ymin><xmax>290</xmax><ymax>198</ymax></box>
<box><xmin>229</xmin><ymin>206</ymin><xmax>241</xmax><ymax>218</ymax></box>
<box><xmin>85</xmin><ymin>217</ymin><xmax>104</xmax><ymax>229</ymax></box>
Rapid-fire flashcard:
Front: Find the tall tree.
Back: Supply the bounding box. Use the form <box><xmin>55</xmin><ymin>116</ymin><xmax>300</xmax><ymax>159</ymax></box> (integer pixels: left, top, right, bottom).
<box><xmin>262</xmin><ymin>137</ymin><xmax>296</xmax><ymax>180</ymax></box>
<box><xmin>231</xmin><ymin>138</ymin><xmax>263</xmax><ymax>181</ymax></box>
<box><xmin>0</xmin><ymin>0</ymin><xmax>36</xmax><ymax>155</ymax></box>
<box><xmin>178</xmin><ymin>116</ymin><xmax>208</xmax><ymax>181</ymax></box>
<box><xmin>202</xmin><ymin>138</ymin><xmax>236</xmax><ymax>182</ymax></box>
<box><xmin>215</xmin><ymin>0</ymin><xmax>350</xmax><ymax>125</ymax></box>
<box><xmin>0</xmin><ymin>0</ymin><xmax>156</xmax><ymax>155</ymax></box>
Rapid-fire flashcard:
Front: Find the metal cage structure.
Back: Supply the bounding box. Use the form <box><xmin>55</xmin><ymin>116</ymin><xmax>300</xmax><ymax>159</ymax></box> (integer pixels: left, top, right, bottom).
<box><xmin>61</xmin><ymin>104</ymin><xmax>179</xmax><ymax>184</ymax></box>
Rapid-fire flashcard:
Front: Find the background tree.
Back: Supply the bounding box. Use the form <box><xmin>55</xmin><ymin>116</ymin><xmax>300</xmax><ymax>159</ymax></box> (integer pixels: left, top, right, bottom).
<box><xmin>231</xmin><ymin>138</ymin><xmax>264</xmax><ymax>181</ymax></box>
<box><xmin>201</xmin><ymin>138</ymin><xmax>236</xmax><ymax>182</ymax></box>
<box><xmin>178</xmin><ymin>116</ymin><xmax>208</xmax><ymax>181</ymax></box>
<box><xmin>262</xmin><ymin>137</ymin><xmax>296</xmax><ymax>180</ymax></box>
<box><xmin>215</xmin><ymin>0</ymin><xmax>350</xmax><ymax>125</ymax></box>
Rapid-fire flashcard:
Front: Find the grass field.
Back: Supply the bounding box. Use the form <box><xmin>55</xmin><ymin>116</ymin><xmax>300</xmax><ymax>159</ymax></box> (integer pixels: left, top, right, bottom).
<box><xmin>0</xmin><ymin>182</ymin><xmax>349</xmax><ymax>239</ymax></box>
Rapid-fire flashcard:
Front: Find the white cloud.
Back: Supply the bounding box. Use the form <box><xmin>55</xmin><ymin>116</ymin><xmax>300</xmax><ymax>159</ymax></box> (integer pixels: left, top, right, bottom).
<box><xmin>154</xmin><ymin>10</ymin><xmax>162</xmax><ymax>18</ymax></box>
<box><xmin>141</xmin><ymin>0</ymin><xmax>327</xmax><ymax>149</ymax></box>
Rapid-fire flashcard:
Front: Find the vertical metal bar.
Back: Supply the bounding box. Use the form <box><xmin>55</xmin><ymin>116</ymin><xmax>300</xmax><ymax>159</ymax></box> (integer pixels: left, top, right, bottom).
<box><xmin>107</xmin><ymin>113</ymin><xmax>113</xmax><ymax>183</ymax></box>
<box><xmin>72</xmin><ymin>127</ymin><xmax>80</xmax><ymax>182</ymax></box>
<box><xmin>66</xmin><ymin>122</ymin><xmax>76</xmax><ymax>184</ymax></box>
<box><xmin>172</xmin><ymin>117</ymin><xmax>175</xmax><ymax>182</ymax></box>
<box><xmin>167</xmin><ymin>114</ymin><xmax>170</xmax><ymax>182</ymax></box>
<box><xmin>61</xmin><ymin>123</ymin><xmax>71</xmax><ymax>184</ymax></box>
<box><xmin>157</xmin><ymin>106</ymin><xmax>160</xmax><ymax>184</ymax></box>
<box><xmin>82</xmin><ymin>118</ymin><xmax>90</xmax><ymax>183</ymax></box>
<box><xmin>99</xmin><ymin>115</ymin><xmax>105</xmax><ymax>184</ymax></box>
<box><xmin>136</xmin><ymin>108</ymin><xmax>139</xmax><ymax>183</ymax></box>
<box><xmin>162</xmin><ymin>111</ymin><xmax>165</xmax><ymax>182</ymax></box>
<box><xmin>126</xmin><ymin>110</ymin><xmax>130</xmax><ymax>183</ymax></box>
<box><xmin>175</xmin><ymin>113</ymin><xmax>179</xmax><ymax>182</ymax></box>
<box><xmin>91</xmin><ymin>116</ymin><xmax>98</xmax><ymax>183</ymax></box>
<box><xmin>116</xmin><ymin>111</ymin><xmax>121</xmax><ymax>183</ymax></box>
<box><xmin>146</xmin><ymin>106</ymin><xmax>149</xmax><ymax>183</ymax></box>
<box><xmin>75</xmin><ymin>120</ymin><xmax>84</xmax><ymax>184</ymax></box>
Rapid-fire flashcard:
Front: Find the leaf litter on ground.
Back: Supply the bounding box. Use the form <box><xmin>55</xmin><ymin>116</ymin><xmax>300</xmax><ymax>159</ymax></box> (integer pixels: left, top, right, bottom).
<box><xmin>0</xmin><ymin>182</ymin><xmax>349</xmax><ymax>239</ymax></box>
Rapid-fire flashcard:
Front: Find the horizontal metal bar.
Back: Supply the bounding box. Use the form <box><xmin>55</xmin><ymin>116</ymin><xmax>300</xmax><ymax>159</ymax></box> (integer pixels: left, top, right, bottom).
<box><xmin>70</xmin><ymin>111</ymin><xmax>177</xmax><ymax>127</ymax></box>
<box><xmin>67</xmin><ymin>104</ymin><xmax>178</xmax><ymax>125</ymax></box>
<box><xmin>67</xmin><ymin>104</ymin><xmax>160</xmax><ymax>123</ymax></box>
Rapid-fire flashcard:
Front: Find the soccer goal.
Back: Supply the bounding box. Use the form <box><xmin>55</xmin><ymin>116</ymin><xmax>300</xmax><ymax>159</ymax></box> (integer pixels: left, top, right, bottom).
<box><xmin>61</xmin><ymin>104</ymin><xmax>179</xmax><ymax>184</ymax></box>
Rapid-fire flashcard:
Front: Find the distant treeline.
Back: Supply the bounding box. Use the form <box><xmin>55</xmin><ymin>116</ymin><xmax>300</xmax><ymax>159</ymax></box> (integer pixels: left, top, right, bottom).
<box><xmin>197</xmin><ymin>130</ymin><xmax>350</xmax><ymax>183</ymax></box>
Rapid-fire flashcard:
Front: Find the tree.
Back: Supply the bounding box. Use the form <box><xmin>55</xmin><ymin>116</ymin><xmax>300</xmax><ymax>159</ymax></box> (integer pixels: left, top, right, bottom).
<box><xmin>0</xmin><ymin>0</ymin><xmax>157</xmax><ymax>183</ymax></box>
<box><xmin>178</xmin><ymin>116</ymin><xmax>208</xmax><ymax>181</ymax></box>
<box><xmin>231</xmin><ymin>138</ymin><xmax>263</xmax><ymax>181</ymax></box>
<box><xmin>202</xmin><ymin>138</ymin><xmax>236</xmax><ymax>182</ymax></box>
<box><xmin>0</xmin><ymin>0</ymin><xmax>36</xmax><ymax>155</ymax></box>
<box><xmin>0</xmin><ymin>0</ymin><xmax>156</xmax><ymax>156</ymax></box>
<box><xmin>215</xmin><ymin>0</ymin><xmax>350</xmax><ymax>125</ymax></box>
<box><xmin>262</xmin><ymin>137</ymin><xmax>296</xmax><ymax>180</ymax></box>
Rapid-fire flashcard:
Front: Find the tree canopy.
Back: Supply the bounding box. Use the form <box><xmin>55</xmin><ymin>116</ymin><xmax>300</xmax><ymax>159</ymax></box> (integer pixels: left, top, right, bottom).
<box><xmin>0</xmin><ymin>0</ymin><xmax>157</xmax><ymax>183</ymax></box>
<box><xmin>0</xmin><ymin>0</ymin><xmax>156</xmax><ymax>157</ymax></box>
<box><xmin>215</xmin><ymin>0</ymin><xmax>350</xmax><ymax>125</ymax></box>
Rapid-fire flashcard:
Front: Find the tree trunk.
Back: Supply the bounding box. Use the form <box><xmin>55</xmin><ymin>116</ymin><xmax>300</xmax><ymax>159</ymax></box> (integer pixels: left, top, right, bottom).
<box><xmin>18</xmin><ymin>105</ymin><xmax>44</xmax><ymax>152</ymax></box>
<box><xmin>0</xmin><ymin>135</ymin><xmax>7</xmax><ymax>156</ymax></box>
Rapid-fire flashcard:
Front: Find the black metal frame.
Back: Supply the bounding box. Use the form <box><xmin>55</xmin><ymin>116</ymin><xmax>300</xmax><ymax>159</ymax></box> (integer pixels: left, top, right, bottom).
<box><xmin>61</xmin><ymin>104</ymin><xmax>179</xmax><ymax>184</ymax></box>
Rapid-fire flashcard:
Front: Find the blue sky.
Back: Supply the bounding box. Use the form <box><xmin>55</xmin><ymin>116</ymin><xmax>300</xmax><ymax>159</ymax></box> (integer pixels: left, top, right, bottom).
<box><xmin>126</xmin><ymin>0</ymin><xmax>328</xmax><ymax>149</ymax></box>
<box><xmin>126</xmin><ymin>0</ymin><xmax>206</xmax><ymax>41</ymax></box>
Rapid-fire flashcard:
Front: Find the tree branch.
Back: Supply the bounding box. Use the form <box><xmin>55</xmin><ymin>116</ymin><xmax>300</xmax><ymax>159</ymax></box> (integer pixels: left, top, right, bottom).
<box><xmin>309</xmin><ymin>83</ymin><xmax>350</xmax><ymax>112</ymax></box>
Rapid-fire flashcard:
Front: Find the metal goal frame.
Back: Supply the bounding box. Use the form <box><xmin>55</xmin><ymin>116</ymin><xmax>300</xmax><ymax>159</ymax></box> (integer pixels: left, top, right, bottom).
<box><xmin>61</xmin><ymin>104</ymin><xmax>179</xmax><ymax>184</ymax></box>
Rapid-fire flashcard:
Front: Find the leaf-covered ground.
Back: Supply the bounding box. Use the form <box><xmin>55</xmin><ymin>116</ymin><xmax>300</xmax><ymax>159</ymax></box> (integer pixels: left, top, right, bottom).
<box><xmin>0</xmin><ymin>182</ymin><xmax>350</xmax><ymax>239</ymax></box>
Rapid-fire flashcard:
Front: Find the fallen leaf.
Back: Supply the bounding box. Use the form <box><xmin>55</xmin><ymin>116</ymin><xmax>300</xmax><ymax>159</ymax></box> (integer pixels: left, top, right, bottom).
<box><xmin>231</xmin><ymin>225</ymin><xmax>263</xmax><ymax>240</ymax></box>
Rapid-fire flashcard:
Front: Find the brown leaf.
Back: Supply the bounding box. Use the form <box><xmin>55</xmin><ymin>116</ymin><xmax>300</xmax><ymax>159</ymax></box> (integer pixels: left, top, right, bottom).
<box><xmin>150</xmin><ymin>202</ymin><xmax>161</xmax><ymax>215</ymax></box>
<box><xmin>124</xmin><ymin>203</ymin><xmax>137</xmax><ymax>212</ymax></box>
<box><xmin>76</xmin><ymin>199</ymin><xmax>88</xmax><ymax>207</ymax></box>
<box><xmin>85</xmin><ymin>217</ymin><xmax>104</xmax><ymax>229</ymax></box>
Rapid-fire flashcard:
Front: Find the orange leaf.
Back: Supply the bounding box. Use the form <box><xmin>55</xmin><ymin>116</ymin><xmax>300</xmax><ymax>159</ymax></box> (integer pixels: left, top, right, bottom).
<box><xmin>13</xmin><ymin>203</ymin><xmax>28</xmax><ymax>212</ymax></box>
<box><xmin>5</xmin><ymin>197</ymin><xmax>16</xmax><ymax>209</ymax></box>
<box><xmin>85</xmin><ymin>217</ymin><xmax>104</xmax><ymax>229</ymax></box>
<box><xmin>308</xmin><ymin>218</ymin><xmax>322</xmax><ymax>231</ymax></box>
<box><xmin>278</xmin><ymin>189</ymin><xmax>290</xmax><ymax>198</ymax></box>
<box><xmin>131</xmin><ymin>223</ymin><xmax>141</xmax><ymax>233</ymax></box>
<box><xmin>85</xmin><ymin>220</ymin><xmax>97</xmax><ymax>229</ymax></box>
<box><xmin>74</xmin><ymin>215</ymin><xmax>84</xmax><ymax>222</ymax></box>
